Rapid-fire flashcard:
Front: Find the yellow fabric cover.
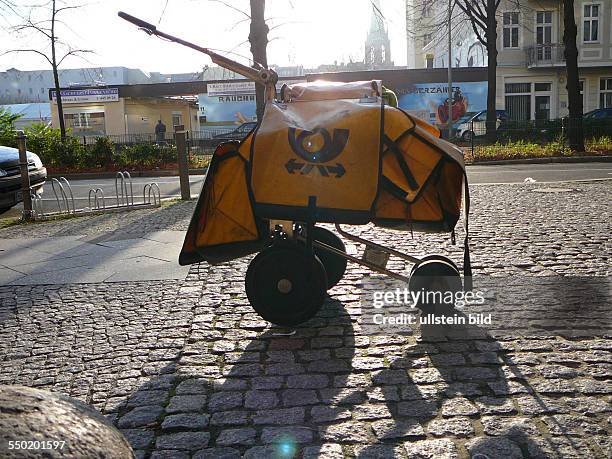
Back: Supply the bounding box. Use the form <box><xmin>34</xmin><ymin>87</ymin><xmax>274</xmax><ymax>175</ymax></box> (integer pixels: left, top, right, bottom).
<box><xmin>281</xmin><ymin>80</ymin><xmax>381</xmax><ymax>102</ymax></box>
<box><xmin>179</xmin><ymin>142</ymin><xmax>260</xmax><ymax>265</ymax></box>
<box><xmin>181</xmin><ymin>80</ymin><xmax>467</xmax><ymax>265</ymax></box>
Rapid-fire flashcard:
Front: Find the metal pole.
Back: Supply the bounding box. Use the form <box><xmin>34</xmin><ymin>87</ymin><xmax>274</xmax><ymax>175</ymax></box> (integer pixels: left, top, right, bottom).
<box><xmin>447</xmin><ymin>0</ymin><xmax>453</xmax><ymax>140</ymax></box>
<box><xmin>175</xmin><ymin>124</ymin><xmax>191</xmax><ymax>200</ymax></box>
<box><xmin>16</xmin><ymin>131</ymin><xmax>33</xmax><ymax>221</ymax></box>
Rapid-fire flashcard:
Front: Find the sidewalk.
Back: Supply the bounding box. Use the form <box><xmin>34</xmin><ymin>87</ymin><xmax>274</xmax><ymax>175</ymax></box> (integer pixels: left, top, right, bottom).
<box><xmin>0</xmin><ymin>181</ymin><xmax>610</xmax><ymax>459</ymax></box>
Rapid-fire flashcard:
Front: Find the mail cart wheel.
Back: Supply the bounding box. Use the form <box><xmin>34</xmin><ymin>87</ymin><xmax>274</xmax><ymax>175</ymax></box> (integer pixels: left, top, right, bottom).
<box><xmin>409</xmin><ymin>257</ymin><xmax>462</xmax><ymax>312</ymax></box>
<box><xmin>313</xmin><ymin>227</ymin><xmax>347</xmax><ymax>289</ymax></box>
<box><xmin>245</xmin><ymin>245</ymin><xmax>328</xmax><ymax>326</ymax></box>
<box><xmin>415</xmin><ymin>254</ymin><xmax>460</xmax><ymax>273</ymax></box>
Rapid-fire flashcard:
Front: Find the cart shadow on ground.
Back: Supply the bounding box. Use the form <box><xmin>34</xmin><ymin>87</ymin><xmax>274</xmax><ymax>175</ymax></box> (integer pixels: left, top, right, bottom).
<box><xmin>109</xmin><ymin>276</ymin><xmax>592</xmax><ymax>459</ymax></box>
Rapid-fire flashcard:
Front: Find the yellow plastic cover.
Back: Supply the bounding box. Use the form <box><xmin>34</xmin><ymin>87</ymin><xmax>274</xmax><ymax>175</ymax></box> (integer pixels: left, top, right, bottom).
<box><xmin>248</xmin><ymin>96</ymin><xmax>383</xmax><ymax>223</ymax></box>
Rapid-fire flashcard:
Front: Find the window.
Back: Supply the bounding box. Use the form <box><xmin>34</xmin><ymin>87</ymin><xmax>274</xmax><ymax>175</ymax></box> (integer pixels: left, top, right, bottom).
<box><xmin>64</xmin><ymin>112</ymin><xmax>105</xmax><ymax>135</ymax></box>
<box><xmin>579</xmin><ymin>80</ymin><xmax>586</xmax><ymax>110</ymax></box>
<box><xmin>423</xmin><ymin>33</ymin><xmax>433</xmax><ymax>46</ymax></box>
<box><xmin>426</xmin><ymin>54</ymin><xmax>434</xmax><ymax>69</ymax></box>
<box><xmin>599</xmin><ymin>78</ymin><xmax>612</xmax><ymax>108</ymax></box>
<box><xmin>583</xmin><ymin>4</ymin><xmax>599</xmax><ymax>42</ymax></box>
<box><xmin>503</xmin><ymin>12</ymin><xmax>519</xmax><ymax>48</ymax></box>
<box><xmin>172</xmin><ymin>113</ymin><xmax>183</xmax><ymax>128</ymax></box>
<box><xmin>422</xmin><ymin>2</ymin><xmax>432</xmax><ymax>17</ymax></box>
<box><xmin>536</xmin><ymin>11</ymin><xmax>553</xmax><ymax>61</ymax></box>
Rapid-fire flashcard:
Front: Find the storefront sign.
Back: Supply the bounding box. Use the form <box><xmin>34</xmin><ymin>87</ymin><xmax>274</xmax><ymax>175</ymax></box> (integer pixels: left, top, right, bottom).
<box><xmin>51</xmin><ymin>88</ymin><xmax>119</xmax><ymax>104</ymax></box>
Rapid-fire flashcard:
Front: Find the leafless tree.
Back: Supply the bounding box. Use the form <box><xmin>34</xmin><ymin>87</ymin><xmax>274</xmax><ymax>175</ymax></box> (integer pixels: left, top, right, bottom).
<box><xmin>3</xmin><ymin>0</ymin><xmax>92</xmax><ymax>139</ymax></box>
<box><xmin>563</xmin><ymin>0</ymin><xmax>584</xmax><ymax>151</ymax></box>
<box><xmin>249</xmin><ymin>0</ymin><xmax>268</xmax><ymax>121</ymax></box>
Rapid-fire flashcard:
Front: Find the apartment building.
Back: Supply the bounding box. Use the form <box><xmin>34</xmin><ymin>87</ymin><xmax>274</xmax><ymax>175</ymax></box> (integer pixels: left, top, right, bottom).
<box><xmin>497</xmin><ymin>0</ymin><xmax>612</xmax><ymax>120</ymax></box>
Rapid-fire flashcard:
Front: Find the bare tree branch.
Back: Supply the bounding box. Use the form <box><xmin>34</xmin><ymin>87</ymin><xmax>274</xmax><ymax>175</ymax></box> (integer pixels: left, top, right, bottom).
<box><xmin>1</xmin><ymin>48</ymin><xmax>53</xmax><ymax>65</ymax></box>
<box><xmin>208</xmin><ymin>0</ymin><xmax>250</xmax><ymax>19</ymax></box>
<box><xmin>57</xmin><ymin>47</ymin><xmax>92</xmax><ymax>65</ymax></box>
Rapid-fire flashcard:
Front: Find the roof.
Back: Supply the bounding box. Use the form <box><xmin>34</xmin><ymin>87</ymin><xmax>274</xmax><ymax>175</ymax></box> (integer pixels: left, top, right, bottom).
<box><xmin>0</xmin><ymin>103</ymin><xmax>51</xmax><ymax>120</ymax></box>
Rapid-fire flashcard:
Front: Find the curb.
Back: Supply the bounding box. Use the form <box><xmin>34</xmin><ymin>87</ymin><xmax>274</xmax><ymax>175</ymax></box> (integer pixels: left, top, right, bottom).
<box><xmin>469</xmin><ymin>155</ymin><xmax>612</xmax><ymax>165</ymax></box>
<box><xmin>48</xmin><ymin>168</ymin><xmax>208</xmax><ymax>180</ymax></box>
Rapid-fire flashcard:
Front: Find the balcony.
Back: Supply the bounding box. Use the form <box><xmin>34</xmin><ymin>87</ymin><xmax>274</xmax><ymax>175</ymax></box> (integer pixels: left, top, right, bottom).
<box><xmin>526</xmin><ymin>44</ymin><xmax>566</xmax><ymax>68</ymax></box>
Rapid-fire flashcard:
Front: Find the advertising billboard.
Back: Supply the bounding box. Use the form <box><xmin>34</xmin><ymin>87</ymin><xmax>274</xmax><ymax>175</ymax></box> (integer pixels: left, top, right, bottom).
<box><xmin>396</xmin><ymin>82</ymin><xmax>487</xmax><ymax>127</ymax></box>
<box><xmin>51</xmin><ymin>88</ymin><xmax>119</xmax><ymax>104</ymax></box>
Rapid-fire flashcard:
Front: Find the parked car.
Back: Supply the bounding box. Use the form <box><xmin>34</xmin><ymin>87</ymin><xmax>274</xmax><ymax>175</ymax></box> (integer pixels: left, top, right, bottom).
<box><xmin>455</xmin><ymin>110</ymin><xmax>508</xmax><ymax>141</ymax></box>
<box><xmin>212</xmin><ymin>122</ymin><xmax>257</xmax><ymax>142</ymax></box>
<box><xmin>0</xmin><ymin>146</ymin><xmax>47</xmax><ymax>214</ymax></box>
<box><xmin>583</xmin><ymin>108</ymin><xmax>612</xmax><ymax>119</ymax></box>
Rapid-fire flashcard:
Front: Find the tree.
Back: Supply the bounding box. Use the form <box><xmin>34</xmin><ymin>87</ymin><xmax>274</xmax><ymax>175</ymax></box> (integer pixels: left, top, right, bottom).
<box><xmin>248</xmin><ymin>0</ymin><xmax>268</xmax><ymax>122</ymax></box>
<box><xmin>455</xmin><ymin>0</ymin><xmax>501</xmax><ymax>141</ymax></box>
<box><xmin>3</xmin><ymin>0</ymin><xmax>91</xmax><ymax>140</ymax></box>
<box><xmin>563</xmin><ymin>0</ymin><xmax>584</xmax><ymax>151</ymax></box>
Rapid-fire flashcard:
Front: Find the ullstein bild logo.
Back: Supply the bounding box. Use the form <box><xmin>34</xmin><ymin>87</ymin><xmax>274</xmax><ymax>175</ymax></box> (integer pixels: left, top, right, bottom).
<box><xmin>285</xmin><ymin>127</ymin><xmax>349</xmax><ymax>178</ymax></box>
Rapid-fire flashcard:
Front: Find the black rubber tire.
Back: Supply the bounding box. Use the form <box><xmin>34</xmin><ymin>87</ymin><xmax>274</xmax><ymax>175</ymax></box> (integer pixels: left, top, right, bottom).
<box><xmin>245</xmin><ymin>245</ymin><xmax>328</xmax><ymax>326</ymax></box>
<box><xmin>411</xmin><ymin>254</ymin><xmax>460</xmax><ymax>275</ymax></box>
<box><xmin>462</xmin><ymin>131</ymin><xmax>473</xmax><ymax>142</ymax></box>
<box><xmin>312</xmin><ymin>227</ymin><xmax>347</xmax><ymax>288</ymax></box>
<box><xmin>409</xmin><ymin>258</ymin><xmax>463</xmax><ymax>312</ymax></box>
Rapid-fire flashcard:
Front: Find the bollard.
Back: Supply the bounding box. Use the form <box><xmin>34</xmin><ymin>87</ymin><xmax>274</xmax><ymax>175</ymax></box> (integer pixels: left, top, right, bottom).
<box><xmin>174</xmin><ymin>124</ymin><xmax>191</xmax><ymax>200</ymax></box>
<box><xmin>16</xmin><ymin>131</ymin><xmax>33</xmax><ymax>221</ymax></box>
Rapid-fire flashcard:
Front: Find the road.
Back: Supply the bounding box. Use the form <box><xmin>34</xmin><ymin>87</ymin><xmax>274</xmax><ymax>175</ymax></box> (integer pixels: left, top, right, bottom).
<box><xmin>2</xmin><ymin>162</ymin><xmax>611</xmax><ymax>217</ymax></box>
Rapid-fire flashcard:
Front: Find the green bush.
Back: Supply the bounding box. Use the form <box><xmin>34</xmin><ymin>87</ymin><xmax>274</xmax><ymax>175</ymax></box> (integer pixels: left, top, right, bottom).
<box><xmin>22</xmin><ymin>123</ymin><xmax>84</xmax><ymax>169</ymax></box>
<box><xmin>0</xmin><ymin>108</ymin><xmax>20</xmax><ymax>148</ymax></box>
<box><xmin>121</xmin><ymin>143</ymin><xmax>177</xmax><ymax>168</ymax></box>
<box><xmin>81</xmin><ymin>137</ymin><xmax>114</xmax><ymax>168</ymax></box>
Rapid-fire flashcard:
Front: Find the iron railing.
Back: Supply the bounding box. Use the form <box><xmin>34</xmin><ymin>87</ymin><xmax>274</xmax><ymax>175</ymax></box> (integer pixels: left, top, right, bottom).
<box><xmin>526</xmin><ymin>44</ymin><xmax>566</xmax><ymax>67</ymax></box>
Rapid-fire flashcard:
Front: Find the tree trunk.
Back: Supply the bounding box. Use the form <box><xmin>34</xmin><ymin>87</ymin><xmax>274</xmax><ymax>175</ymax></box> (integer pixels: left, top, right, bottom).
<box><xmin>249</xmin><ymin>0</ymin><xmax>268</xmax><ymax>122</ymax></box>
<box><xmin>563</xmin><ymin>0</ymin><xmax>584</xmax><ymax>151</ymax></box>
<box><xmin>51</xmin><ymin>0</ymin><xmax>66</xmax><ymax>140</ymax></box>
<box><xmin>485</xmin><ymin>0</ymin><xmax>497</xmax><ymax>142</ymax></box>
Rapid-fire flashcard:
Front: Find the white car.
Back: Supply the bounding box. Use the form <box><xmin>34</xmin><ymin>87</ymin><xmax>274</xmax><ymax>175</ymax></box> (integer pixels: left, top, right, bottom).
<box><xmin>455</xmin><ymin>110</ymin><xmax>508</xmax><ymax>141</ymax></box>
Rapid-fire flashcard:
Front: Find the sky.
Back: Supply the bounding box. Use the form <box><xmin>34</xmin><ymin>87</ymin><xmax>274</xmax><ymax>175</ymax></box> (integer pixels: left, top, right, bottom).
<box><xmin>0</xmin><ymin>0</ymin><xmax>408</xmax><ymax>73</ymax></box>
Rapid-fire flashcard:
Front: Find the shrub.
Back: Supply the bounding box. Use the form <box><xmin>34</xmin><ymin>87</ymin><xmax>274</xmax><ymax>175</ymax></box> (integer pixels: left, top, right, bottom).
<box><xmin>0</xmin><ymin>108</ymin><xmax>20</xmax><ymax>148</ymax></box>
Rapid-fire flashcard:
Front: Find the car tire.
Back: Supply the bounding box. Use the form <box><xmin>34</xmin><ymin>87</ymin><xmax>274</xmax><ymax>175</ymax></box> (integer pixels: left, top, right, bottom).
<box><xmin>461</xmin><ymin>131</ymin><xmax>473</xmax><ymax>142</ymax></box>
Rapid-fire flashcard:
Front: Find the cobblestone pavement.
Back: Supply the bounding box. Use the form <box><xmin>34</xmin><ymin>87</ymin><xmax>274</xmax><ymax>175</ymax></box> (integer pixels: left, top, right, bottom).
<box><xmin>0</xmin><ymin>181</ymin><xmax>610</xmax><ymax>458</ymax></box>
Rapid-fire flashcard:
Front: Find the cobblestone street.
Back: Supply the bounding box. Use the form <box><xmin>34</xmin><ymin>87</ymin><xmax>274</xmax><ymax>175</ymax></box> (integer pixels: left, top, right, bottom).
<box><xmin>0</xmin><ymin>181</ymin><xmax>610</xmax><ymax>458</ymax></box>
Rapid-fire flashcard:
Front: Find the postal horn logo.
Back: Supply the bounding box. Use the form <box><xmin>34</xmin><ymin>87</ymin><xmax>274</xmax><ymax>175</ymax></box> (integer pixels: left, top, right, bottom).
<box><xmin>287</xmin><ymin>127</ymin><xmax>349</xmax><ymax>163</ymax></box>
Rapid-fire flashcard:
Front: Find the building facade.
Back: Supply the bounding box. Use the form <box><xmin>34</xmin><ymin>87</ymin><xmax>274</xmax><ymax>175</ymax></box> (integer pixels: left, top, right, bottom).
<box><xmin>496</xmin><ymin>0</ymin><xmax>612</xmax><ymax>120</ymax></box>
<box><xmin>406</xmin><ymin>0</ymin><xmax>486</xmax><ymax>69</ymax></box>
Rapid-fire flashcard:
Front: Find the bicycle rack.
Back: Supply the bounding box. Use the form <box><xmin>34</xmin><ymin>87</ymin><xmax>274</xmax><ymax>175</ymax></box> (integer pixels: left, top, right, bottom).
<box><xmin>88</xmin><ymin>188</ymin><xmax>106</xmax><ymax>210</ymax></box>
<box><xmin>115</xmin><ymin>171</ymin><xmax>134</xmax><ymax>207</ymax></box>
<box><xmin>30</xmin><ymin>172</ymin><xmax>162</xmax><ymax>220</ymax></box>
<box><xmin>30</xmin><ymin>190</ymin><xmax>44</xmax><ymax>218</ymax></box>
<box><xmin>143</xmin><ymin>182</ymin><xmax>161</xmax><ymax>206</ymax></box>
<box><xmin>50</xmin><ymin>177</ymin><xmax>75</xmax><ymax>215</ymax></box>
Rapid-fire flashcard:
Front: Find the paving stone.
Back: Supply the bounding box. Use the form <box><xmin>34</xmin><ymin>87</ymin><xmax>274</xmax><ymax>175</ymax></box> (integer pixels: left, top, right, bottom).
<box><xmin>403</xmin><ymin>438</ymin><xmax>459</xmax><ymax>459</ymax></box>
<box><xmin>166</xmin><ymin>395</ymin><xmax>207</xmax><ymax>413</ymax></box>
<box><xmin>319</xmin><ymin>421</ymin><xmax>371</xmax><ymax>442</ymax></box>
<box><xmin>371</xmin><ymin>418</ymin><xmax>425</xmax><ymax>439</ymax></box>
<box><xmin>193</xmin><ymin>447</ymin><xmax>241</xmax><ymax>459</ymax></box>
<box><xmin>156</xmin><ymin>432</ymin><xmax>210</xmax><ymax>451</ymax></box>
<box><xmin>287</xmin><ymin>374</ymin><xmax>329</xmax><ymax>389</ymax></box>
<box><xmin>441</xmin><ymin>397</ymin><xmax>479</xmax><ymax>416</ymax></box>
<box><xmin>397</xmin><ymin>400</ymin><xmax>438</xmax><ymax>417</ymax></box>
<box><xmin>282</xmin><ymin>389</ymin><xmax>319</xmax><ymax>406</ymax></box>
<box><xmin>215</xmin><ymin>428</ymin><xmax>256</xmax><ymax>446</ymax></box>
<box><xmin>121</xmin><ymin>428</ymin><xmax>155</xmax><ymax>450</ymax></box>
<box><xmin>118</xmin><ymin>405</ymin><xmax>164</xmax><ymax>428</ymax></box>
<box><xmin>261</xmin><ymin>426</ymin><xmax>314</xmax><ymax>443</ymax></box>
<box><xmin>210</xmin><ymin>410</ymin><xmax>248</xmax><ymax>426</ymax></box>
<box><xmin>161</xmin><ymin>413</ymin><xmax>210</xmax><ymax>430</ymax></box>
<box><xmin>426</xmin><ymin>417</ymin><xmax>474</xmax><ymax>437</ymax></box>
<box><xmin>310</xmin><ymin>405</ymin><xmax>352</xmax><ymax>423</ymax></box>
<box><xmin>253</xmin><ymin>407</ymin><xmax>305</xmax><ymax>425</ymax></box>
<box><xmin>244</xmin><ymin>390</ymin><xmax>278</xmax><ymax>409</ymax></box>
<box><xmin>465</xmin><ymin>436</ymin><xmax>524</xmax><ymax>459</ymax></box>
<box><xmin>302</xmin><ymin>443</ymin><xmax>344</xmax><ymax>459</ymax></box>
<box><xmin>208</xmin><ymin>392</ymin><xmax>243</xmax><ymax>411</ymax></box>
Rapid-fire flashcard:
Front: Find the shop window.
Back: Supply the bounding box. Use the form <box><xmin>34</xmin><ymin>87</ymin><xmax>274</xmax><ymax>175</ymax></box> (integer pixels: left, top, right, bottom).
<box><xmin>599</xmin><ymin>78</ymin><xmax>612</xmax><ymax>108</ymax></box>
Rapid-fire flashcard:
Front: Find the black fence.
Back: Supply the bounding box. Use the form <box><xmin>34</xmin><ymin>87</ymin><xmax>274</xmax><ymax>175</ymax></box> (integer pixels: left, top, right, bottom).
<box><xmin>77</xmin><ymin>128</ymin><xmax>236</xmax><ymax>155</ymax></box>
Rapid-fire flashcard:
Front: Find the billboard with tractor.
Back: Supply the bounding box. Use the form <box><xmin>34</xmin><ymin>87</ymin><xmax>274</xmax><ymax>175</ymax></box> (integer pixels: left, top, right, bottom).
<box><xmin>396</xmin><ymin>82</ymin><xmax>487</xmax><ymax>128</ymax></box>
